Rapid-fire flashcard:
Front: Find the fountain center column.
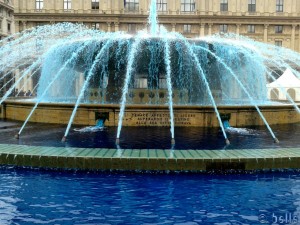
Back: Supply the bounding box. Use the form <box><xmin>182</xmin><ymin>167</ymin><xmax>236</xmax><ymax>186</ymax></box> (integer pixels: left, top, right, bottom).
<box><xmin>148</xmin><ymin>0</ymin><xmax>158</xmax><ymax>36</ymax></box>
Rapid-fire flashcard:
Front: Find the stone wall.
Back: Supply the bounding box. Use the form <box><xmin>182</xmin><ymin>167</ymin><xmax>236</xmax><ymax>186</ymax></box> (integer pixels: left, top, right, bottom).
<box><xmin>2</xmin><ymin>100</ymin><xmax>300</xmax><ymax>127</ymax></box>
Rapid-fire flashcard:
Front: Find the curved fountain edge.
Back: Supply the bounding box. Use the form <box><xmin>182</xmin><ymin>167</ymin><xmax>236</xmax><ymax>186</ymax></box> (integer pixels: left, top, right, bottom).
<box><xmin>0</xmin><ymin>143</ymin><xmax>300</xmax><ymax>172</ymax></box>
<box><xmin>2</xmin><ymin>99</ymin><xmax>300</xmax><ymax>127</ymax></box>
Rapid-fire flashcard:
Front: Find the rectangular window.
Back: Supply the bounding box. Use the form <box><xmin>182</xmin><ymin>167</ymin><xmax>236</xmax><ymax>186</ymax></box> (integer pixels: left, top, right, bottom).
<box><xmin>220</xmin><ymin>0</ymin><xmax>228</xmax><ymax>12</ymax></box>
<box><xmin>128</xmin><ymin>23</ymin><xmax>137</xmax><ymax>34</ymax></box>
<box><xmin>183</xmin><ymin>24</ymin><xmax>191</xmax><ymax>33</ymax></box>
<box><xmin>181</xmin><ymin>0</ymin><xmax>195</xmax><ymax>12</ymax></box>
<box><xmin>134</xmin><ymin>78</ymin><xmax>147</xmax><ymax>88</ymax></box>
<box><xmin>157</xmin><ymin>0</ymin><xmax>167</xmax><ymax>12</ymax></box>
<box><xmin>91</xmin><ymin>23</ymin><xmax>100</xmax><ymax>30</ymax></box>
<box><xmin>125</xmin><ymin>0</ymin><xmax>139</xmax><ymax>11</ymax></box>
<box><xmin>64</xmin><ymin>0</ymin><xmax>72</xmax><ymax>11</ymax></box>
<box><xmin>220</xmin><ymin>24</ymin><xmax>228</xmax><ymax>33</ymax></box>
<box><xmin>248</xmin><ymin>0</ymin><xmax>256</xmax><ymax>12</ymax></box>
<box><xmin>92</xmin><ymin>0</ymin><xmax>99</xmax><ymax>10</ymax></box>
<box><xmin>275</xmin><ymin>25</ymin><xmax>283</xmax><ymax>33</ymax></box>
<box><xmin>7</xmin><ymin>23</ymin><xmax>11</xmax><ymax>33</ymax></box>
<box><xmin>276</xmin><ymin>0</ymin><xmax>283</xmax><ymax>12</ymax></box>
<box><xmin>247</xmin><ymin>25</ymin><xmax>255</xmax><ymax>33</ymax></box>
<box><xmin>36</xmin><ymin>0</ymin><xmax>44</xmax><ymax>11</ymax></box>
<box><xmin>275</xmin><ymin>40</ymin><xmax>282</xmax><ymax>47</ymax></box>
<box><xmin>159</xmin><ymin>79</ymin><xmax>167</xmax><ymax>89</ymax></box>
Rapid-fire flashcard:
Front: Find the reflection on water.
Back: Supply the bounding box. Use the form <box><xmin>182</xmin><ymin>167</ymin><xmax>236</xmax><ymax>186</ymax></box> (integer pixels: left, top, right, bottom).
<box><xmin>0</xmin><ymin>121</ymin><xmax>300</xmax><ymax>149</ymax></box>
<box><xmin>0</xmin><ymin>167</ymin><xmax>300</xmax><ymax>224</ymax></box>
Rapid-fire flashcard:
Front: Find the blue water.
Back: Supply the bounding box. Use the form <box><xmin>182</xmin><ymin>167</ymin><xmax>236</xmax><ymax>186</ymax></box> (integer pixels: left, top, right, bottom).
<box><xmin>0</xmin><ymin>167</ymin><xmax>300</xmax><ymax>224</ymax></box>
<box><xmin>1</xmin><ymin>121</ymin><xmax>300</xmax><ymax>149</ymax></box>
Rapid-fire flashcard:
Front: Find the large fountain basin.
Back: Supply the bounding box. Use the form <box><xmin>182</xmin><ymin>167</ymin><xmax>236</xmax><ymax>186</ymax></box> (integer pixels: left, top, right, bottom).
<box><xmin>2</xmin><ymin>99</ymin><xmax>300</xmax><ymax>127</ymax></box>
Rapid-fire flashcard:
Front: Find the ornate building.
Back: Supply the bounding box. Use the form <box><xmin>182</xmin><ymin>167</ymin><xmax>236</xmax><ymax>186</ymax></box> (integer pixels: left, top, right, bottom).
<box><xmin>0</xmin><ymin>0</ymin><xmax>14</xmax><ymax>40</ymax></box>
<box><xmin>0</xmin><ymin>0</ymin><xmax>14</xmax><ymax>96</ymax></box>
<box><xmin>13</xmin><ymin>0</ymin><xmax>300</xmax><ymax>51</ymax></box>
<box><xmin>9</xmin><ymin>0</ymin><xmax>300</xmax><ymax>95</ymax></box>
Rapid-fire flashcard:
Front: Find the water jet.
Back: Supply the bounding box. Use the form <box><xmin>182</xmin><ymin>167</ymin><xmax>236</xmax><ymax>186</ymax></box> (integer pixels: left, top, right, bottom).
<box><xmin>0</xmin><ymin>0</ymin><xmax>299</xmax><ymax>147</ymax></box>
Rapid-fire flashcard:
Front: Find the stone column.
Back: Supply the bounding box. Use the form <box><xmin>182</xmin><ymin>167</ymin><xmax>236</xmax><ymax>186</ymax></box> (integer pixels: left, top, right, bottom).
<box><xmin>79</xmin><ymin>0</ymin><xmax>83</xmax><ymax>11</ymax></box>
<box><xmin>139</xmin><ymin>0</ymin><xmax>145</xmax><ymax>14</ymax></box>
<box><xmin>172</xmin><ymin>23</ymin><xmax>176</xmax><ymax>32</ymax></box>
<box><xmin>264</xmin><ymin>0</ymin><xmax>270</xmax><ymax>13</ymax></box>
<box><xmin>107</xmin><ymin>22</ymin><xmax>111</xmax><ymax>32</ymax></box>
<box><xmin>22</xmin><ymin>21</ymin><xmax>27</xmax><ymax>31</ymax></box>
<box><xmin>264</xmin><ymin>24</ymin><xmax>269</xmax><ymax>43</ymax></box>
<box><xmin>107</xmin><ymin>0</ymin><xmax>112</xmax><ymax>12</ymax></box>
<box><xmin>291</xmin><ymin>24</ymin><xmax>296</xmax><ymax>50</ymax></box>
<box><xmin>78</xmin><ymin>73</ymin><xmax>85</xmax><ymax>96</ymax></box>
<box><xmin>236</xmin><ymin>24</ymin><xmax>241</xmax><ymax>35</ymax></box>
<box><xmin>208</xmin><ymin>0</ymin><xmax>213</xmax><ymax>13</ymax></box>
<box><xmin>15</xmin><ymin>69</ymin><xmax>21</xmax><ymax>91</ymax></box>
<box><xmin>119</xmin><ymin>0</ymin><xmax>124</xmax><ymax>12</ymax></box>
<box><xmin>75</xmin><ymin>74</ymin><xmax>79</xmax><ymax>96</ymax></box>
<box><xmin>236</xmin><ymin>0</ymin><xmax>241</xmax><ymax>12</ymax></box>
<box><xmin>298</xmin><ymin>25</ymin><xmax>300</xmax><ymax>52</ymax></box>
<box><xmin>28</xmin><ymin>74</ymin><xmax>33</xmax><ymax>92</ymax></box>
<box><xmin>177</xmin><ymin>0</ymin><xmax>181</xmax><ymax>12</ymax></box>
<box><xmin>14</xmin><ymin>21</ymin><xmax>20</xmax><ymax>33</ymax></box>
<box><xmin>292</xmin><ymin>0</ymin><xmax>297</xmax><ymax>13</ymax></box>
<box><xmin>114</xmin><ymin>22</ymin><xmax>119</xmax><ymax>32</ymax></box>
<box><xmin>200</xmin><ymin>0</ymin><xmax>205</xmax><ymax>13</ymax></box>
<box><xmin>103</xmin><ymin>0</ymin><xmax>107</xmax><ymax>11</ymax></box>
<box><xmin>208</xmin><ymin>23</ymin><xmax>213</xmax><ymax>36</ymax></box>
<box><xmin>172</xmin><ymin>0</ymin><xmax>177</xmax><ymax>14</ymax></box>
<box><xmin>200</xmin><ymin>23</ymin><xmax>205</xmax><ymax>37</ymax></box>
<box><xmin>23</xmin><ymin>74</ymin><xmax>28</xmax><ymax>92</ymax></box>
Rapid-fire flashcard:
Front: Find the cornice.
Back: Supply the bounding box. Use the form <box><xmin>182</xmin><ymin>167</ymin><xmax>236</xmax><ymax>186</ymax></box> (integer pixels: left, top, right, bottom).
<box><xmin>0</xmin><ymin>2</ymin><xmax>14</xmax><ymax>11</ymax></box>
<box><xmin>14</xmin><ymin>13</ymin><xmax>300</xmax><ymax>25</ymax></box>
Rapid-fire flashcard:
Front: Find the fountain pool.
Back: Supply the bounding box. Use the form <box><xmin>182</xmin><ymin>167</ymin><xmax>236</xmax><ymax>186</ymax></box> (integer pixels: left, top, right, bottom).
<box><xmin>0</xmin><ymin>0</ymin><xmax>300</xmax><ymax>172</ymax></box>
<box><xmin>1</xmin><ymin>0</ymin><xmax>300</xmax><ymax>145</ymax></box>
<box><xmin>1</xmin><ymin>166</ymin><xmax>300</xmax><ymax>224</ymax></box>
<box><xmin>0</xmin><ymin>1</ymin><xmax>300</xmax><ymax>223</ymax></box>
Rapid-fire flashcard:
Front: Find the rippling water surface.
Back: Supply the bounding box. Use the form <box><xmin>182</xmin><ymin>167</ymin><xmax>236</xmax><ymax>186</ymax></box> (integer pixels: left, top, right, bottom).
<box><xmin>0</xmin><ymin>168</ymin><xmax>300</xmax><ymax>224</ymax></box>
<box><xmin>1</xmin><ymin>121</ymin><xmax>300</xmax><ymax>149</ymax></box>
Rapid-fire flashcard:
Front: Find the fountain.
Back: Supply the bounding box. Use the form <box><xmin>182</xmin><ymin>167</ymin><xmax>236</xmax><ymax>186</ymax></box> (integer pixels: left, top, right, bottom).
<box><xmin>1</xmin><ymin>0</ymin><xmax>300</xmax><ymax>146</ymax></box>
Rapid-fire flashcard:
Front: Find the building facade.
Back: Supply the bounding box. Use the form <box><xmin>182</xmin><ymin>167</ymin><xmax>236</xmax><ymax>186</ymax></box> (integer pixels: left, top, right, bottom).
<box><xmin>14</xmin><ymin>0</ymin><xmax>300</xmax><ymax>51</ymax></box>
<box><xmin>0</xmin><ymin>0</ymin><xmax>14</xmax><ymax>40</ymax></box>
<box><xmin>9</xmin><ymin>0</ymin><xmax>300</xmax><ymax>96</ymax></box>
<box><xmin>0</xmin><ymin>0</ymin><xmax>14</xmax><ymax>97</ymax></box>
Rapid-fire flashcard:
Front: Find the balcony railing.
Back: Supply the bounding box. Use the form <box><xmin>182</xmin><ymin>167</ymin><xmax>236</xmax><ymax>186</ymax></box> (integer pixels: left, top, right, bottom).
<box><xmin>14</xmin><ymin>8</ymin><xmax>300</xmax><ymax>18</ymax></box>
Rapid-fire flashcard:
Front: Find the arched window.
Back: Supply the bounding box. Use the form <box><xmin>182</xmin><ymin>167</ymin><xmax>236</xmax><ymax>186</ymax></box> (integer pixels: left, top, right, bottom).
<box><xmin>270</xmin><ymin>88</ymin><xmax>279</xmax><ymax>100</ymax></box>
<box><xmin>287</xmin><ymin>88</ymin><xmax>296</xmax><ymax>100</ymax></box>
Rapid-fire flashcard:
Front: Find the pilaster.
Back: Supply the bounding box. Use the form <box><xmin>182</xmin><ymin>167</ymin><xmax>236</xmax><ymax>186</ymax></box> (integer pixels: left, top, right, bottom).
<box><xmin>200</xmin><ymin>23</ymin><xmax>205</xmax><ymax>37</ymax></box>
<box><xmin>264</xmin><ymin>24</ymin><xmax>269</xmax><ymax>43</ymax></box>
<box><xmin>291</xmin><ymin>24</ymin><xmax>296</xmax><ymax>50</ymax></box>
<box><xmin>114</xmin><ymin>22</ymin><xmax>119</xmax><ymax>32</ymax></box>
